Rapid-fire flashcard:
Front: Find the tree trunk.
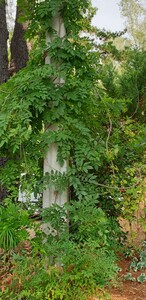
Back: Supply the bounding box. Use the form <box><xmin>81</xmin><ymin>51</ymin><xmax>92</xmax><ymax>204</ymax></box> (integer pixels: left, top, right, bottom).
<box><xmin>0</xmin><ymin>0</ymin><xmax>8</xmax><ymax>83</ymax></box>
<box><xmin>10</xmin><ymin>5</ymin><xmax>28</xmax><ymax>73</ymax></box>
<box><xmin>43</xmin><ymin>13</ymin><xmax>68</xmax><ymax>208</ymax></box>
<box><xmin>0</xmin><ymin>2</ymin><xmax>29</xmax><ymax>201</ymax></box>
<box><xmin>0</xmin><ymin>0</ymin><xmax>9</xmax><ymax>201</ymax></box>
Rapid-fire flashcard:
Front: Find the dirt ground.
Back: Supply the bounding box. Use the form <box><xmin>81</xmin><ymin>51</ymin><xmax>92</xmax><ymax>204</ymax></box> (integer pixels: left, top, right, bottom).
<box><xmin>109</xmin><ymin>202</ymin><xmax>146</xmax><ymax>300</ymax></box>
<box><xmin>90</xmin><ymin>257</ymin><xmax>146</xmax><ymax>300</ymax></box>
<box><xmin>107</xmin><ymin>258</ymin><xmax>146</xmax><ymax>300</ymax></box>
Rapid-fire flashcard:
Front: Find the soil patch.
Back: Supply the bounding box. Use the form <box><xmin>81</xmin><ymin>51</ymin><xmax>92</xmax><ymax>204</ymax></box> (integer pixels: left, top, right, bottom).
<box><xmin>107</xmin><ymin>257</ymin><xmax>146</xmax><ymax>300</ymax></box>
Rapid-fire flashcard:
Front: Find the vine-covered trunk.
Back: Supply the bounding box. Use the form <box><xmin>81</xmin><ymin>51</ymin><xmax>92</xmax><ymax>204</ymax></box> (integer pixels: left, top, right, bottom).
<box><xmin>43</xmin><ymin>13</ymin><xmax>68</xmax><ymax>208</ymax></box>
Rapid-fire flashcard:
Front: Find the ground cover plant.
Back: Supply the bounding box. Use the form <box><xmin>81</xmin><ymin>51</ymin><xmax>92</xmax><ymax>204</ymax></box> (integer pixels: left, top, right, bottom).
<box><xmin>124</xmin><ymin>241</ymin><xmax>146</xmax><ymax>283</ymax></box>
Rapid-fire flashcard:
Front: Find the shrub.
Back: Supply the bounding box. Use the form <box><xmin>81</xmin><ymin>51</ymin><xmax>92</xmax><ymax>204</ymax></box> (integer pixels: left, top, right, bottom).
<box><xmin>1</xmin><ymin>201</ymin><xmax>118</xmax><ymax>300</ymax></box>
<box><xmin>0</xmin><ymin>202</ymin><xmax>30</xmax><ymax>250</ymax></box>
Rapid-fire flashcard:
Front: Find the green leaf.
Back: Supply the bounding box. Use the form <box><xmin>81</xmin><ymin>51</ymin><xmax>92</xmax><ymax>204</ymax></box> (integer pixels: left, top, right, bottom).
<box><xmin>137</xmin><ymin>273</ymin><xmax>146</xmax><ymax>283</ymax></box>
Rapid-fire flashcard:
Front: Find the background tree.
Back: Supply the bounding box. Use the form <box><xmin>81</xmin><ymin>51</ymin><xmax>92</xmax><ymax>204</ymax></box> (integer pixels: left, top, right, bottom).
<box><xmin>0</xmin><ymin>0</ymin><xmax>29</xmax><ymax>201</ymax></box>
<box><xmin>0</xmin><ymin>0</ymin><xmax>9</xmax><ymax>201</ymax></box>
<box><xmin>10</xmin><ymin>4</ymin><xmax>29</xmax><ymax>73</ymax></box>
<box><xmin>0</xmin><ymin>0</ymin><xmax>8</xmax><ymax>83</ymax></box>
<box><xmin>119</xmin><ymin>0</ymin><xmax>146</xmax><ymax>49</ymax></box>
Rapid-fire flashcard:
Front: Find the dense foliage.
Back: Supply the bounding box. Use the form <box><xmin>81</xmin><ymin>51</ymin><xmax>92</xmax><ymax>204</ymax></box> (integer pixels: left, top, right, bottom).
<box><xmin>1</xmin><ymin>201</ymin><xmax>119</xmax><ymax>299</ymax></box>
<box><xmin>0</xmin><ymin>0</ymin><xmax>146</xmax><ymax>298</ymax></box>
<box><xmin>0</xmin><ymin>0</ymin><xmax>145</xmax><ymax>214</ymax></box>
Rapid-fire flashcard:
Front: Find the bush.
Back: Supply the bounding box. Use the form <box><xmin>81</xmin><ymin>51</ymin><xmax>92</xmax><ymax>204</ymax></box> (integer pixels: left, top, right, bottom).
<box><xmin>1</xmin><ymin>242</ymin><xmax>117</xmax><ymax>300</ymax></box>
<box><xmin>1</xmin><ymin>200</ymin><xmax>118</xmax><ymax>300</ymax></box>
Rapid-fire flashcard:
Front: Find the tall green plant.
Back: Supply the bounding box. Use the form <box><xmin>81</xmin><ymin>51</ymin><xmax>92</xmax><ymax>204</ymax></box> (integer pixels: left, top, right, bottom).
<box><xmin>0</xmin><ymin>202</ymin><xmax>30</xmax><ymax>250</ymax></box>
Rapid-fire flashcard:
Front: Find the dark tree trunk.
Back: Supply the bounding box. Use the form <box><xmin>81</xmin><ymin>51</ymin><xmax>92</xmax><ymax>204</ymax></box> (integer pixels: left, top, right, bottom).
<box><xmin>0</xmin><ymin>3</ymin><xmax>29</xmax><ymax>201</ymax></box>
<box><xmin>0</xmin><ymin>0</ymin><xmax>9</xmax><ymax>201</ymax></box>
<box><xmin>0</xmin><ymin>0</ymin><xmax>8</xmax><ymax>83</ymax></box>
<box><xmin>10</xmin><ymin>6</ymin><xmax>28</xmax><ymax>73</ymax></box>
<box><xmin>0</xmin><ymin>158</ymin><xmax>7</xmax><ymax>203</ymax></box>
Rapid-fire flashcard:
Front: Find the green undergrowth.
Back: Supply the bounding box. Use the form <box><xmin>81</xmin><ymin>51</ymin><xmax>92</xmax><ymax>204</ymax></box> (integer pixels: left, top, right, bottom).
<box><xmin>0</xmin><ymin>201</ymin><xmax>120</xmax><ymax>300</ymax></box>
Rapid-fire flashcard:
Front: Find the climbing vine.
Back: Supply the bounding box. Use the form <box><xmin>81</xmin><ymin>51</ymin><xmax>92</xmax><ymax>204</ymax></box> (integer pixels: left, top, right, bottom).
<box><xmin>0</xmin><ymin>0</ymin><xmax>145</xmax><ymax>226</ymax></box>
